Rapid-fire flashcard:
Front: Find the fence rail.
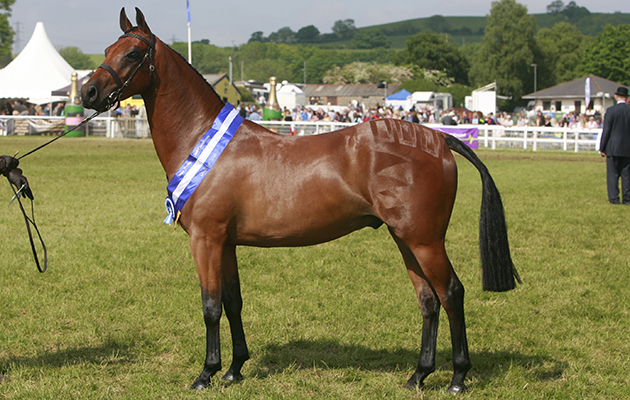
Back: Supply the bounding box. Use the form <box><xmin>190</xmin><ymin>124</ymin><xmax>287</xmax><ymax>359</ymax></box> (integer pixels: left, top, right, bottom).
<box><xmin>0</xmin><ymin>115</ymin><xmax>603</xmax><ymax>152</ymax></box>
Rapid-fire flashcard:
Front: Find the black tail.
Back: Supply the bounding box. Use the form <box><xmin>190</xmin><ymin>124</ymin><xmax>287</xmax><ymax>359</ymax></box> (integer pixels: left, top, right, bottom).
<box><xmin>445</xmin><ymin>135</ymin><xmax>521</xmax><ymax>292</ymax></box>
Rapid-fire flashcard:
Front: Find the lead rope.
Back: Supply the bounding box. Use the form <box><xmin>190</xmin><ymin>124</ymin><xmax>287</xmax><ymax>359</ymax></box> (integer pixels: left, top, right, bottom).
<box><xmin>7</xmin><ymin>180</ymin><xmax>46</xmax><ymax>272</ymax></box>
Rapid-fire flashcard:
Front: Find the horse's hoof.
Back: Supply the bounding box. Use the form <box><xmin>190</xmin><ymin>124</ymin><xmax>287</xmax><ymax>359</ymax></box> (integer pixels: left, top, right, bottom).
<box><xmin>447</xmin><ymin>383</ymin><xmax>468</xmax><ymax>394</ymax></box>
<box><xmin>221</xmin><ymin>370</ymin><xmax>243</xmax><ymax>382</ymax></box>
<box><xmin>403</xmin><ymin>378</ymin><xmax>424</xmax><ymax>390</ymax></box>
<box><xmin>189</xmin><ymin>379</ymin><xmax>209</xmax><ymax>391</ymax></box>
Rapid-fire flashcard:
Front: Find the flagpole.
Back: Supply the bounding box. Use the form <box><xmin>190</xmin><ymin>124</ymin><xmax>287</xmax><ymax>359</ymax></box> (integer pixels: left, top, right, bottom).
<box><xmin>187</xmin><ymin>0</ymin><xmax>192</xmax><ymax>64</ymax></box>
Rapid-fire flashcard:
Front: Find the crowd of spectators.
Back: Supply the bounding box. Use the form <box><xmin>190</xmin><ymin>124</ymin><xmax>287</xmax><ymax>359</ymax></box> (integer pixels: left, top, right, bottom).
<box><xmin>1</xmin><ymin>100</ymin><xmax>69</xmax><ymax>117</ymax></box>
<box><xmin>238</xmin><ymin>102</ymin><xmax>604</xmax><ymax>130</ymax></box>
<box><xmin>2</xmin><ymin>98</ymin><xmax>605</xmax><ymax>131</ymax></box>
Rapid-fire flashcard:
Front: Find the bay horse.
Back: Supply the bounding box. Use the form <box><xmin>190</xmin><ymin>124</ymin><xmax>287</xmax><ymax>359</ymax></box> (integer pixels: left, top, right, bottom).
<box><xmin>82</xmin><ymin>8</ymin><xmax>520</xmax><ymax>394</ymax></box>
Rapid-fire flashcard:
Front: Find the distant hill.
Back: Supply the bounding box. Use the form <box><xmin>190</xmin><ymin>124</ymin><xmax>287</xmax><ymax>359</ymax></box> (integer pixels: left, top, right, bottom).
<box><xmin>354</xmin><ymin>12</ymin><xmax>630</xmax><ymax>49</ymax></box>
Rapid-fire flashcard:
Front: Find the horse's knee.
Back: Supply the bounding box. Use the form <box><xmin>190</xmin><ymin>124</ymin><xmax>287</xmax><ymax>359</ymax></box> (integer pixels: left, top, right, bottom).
<box><xmin>443</xmin><ymin>277</ymin><xmax>465</xmax><ymax>308</ymax></box>
<box><xmin>419</xmin><ymin>288</ymin><xmax>440</xmax><ymax>317</ymax></box>
<box><xmin>202</xmin><ymin>293</ymin><xmax>222</xmax><ymax>324</ymax></box>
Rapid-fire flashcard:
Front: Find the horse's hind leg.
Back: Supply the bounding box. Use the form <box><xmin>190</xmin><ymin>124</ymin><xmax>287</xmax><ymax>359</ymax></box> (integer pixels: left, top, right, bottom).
<box><xmin>220</xmin><ymin>244</ymin><xmax>250</xmax><ymax>382</ymax></box>
<box><xmin>393</xmin><ymin>235</ymin><xmax>441</xmax><ymax>389</ymax></box>
<box><xmin>393</xmin><ymin>233</ymin><xmax>471</xmax><ymax>393</ymax></box>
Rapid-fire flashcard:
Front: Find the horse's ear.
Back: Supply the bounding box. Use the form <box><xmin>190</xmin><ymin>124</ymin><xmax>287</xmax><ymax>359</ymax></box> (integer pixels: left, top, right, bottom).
<box><xmin>135</xmin><ymin>8</ymin><xmax>152</xmax><ymax>36</ymax></box>
<box><xmin>119</xmin><ymin>7</ymin><xmax>133</xmax><ymax>32</ymax></box>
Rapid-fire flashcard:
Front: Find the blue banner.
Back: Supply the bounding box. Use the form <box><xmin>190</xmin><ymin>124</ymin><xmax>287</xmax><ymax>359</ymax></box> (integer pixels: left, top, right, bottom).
<box><xmin>164</xmin><ymin>103</ymin><xmax>243</xmax><ymax>224</ymax></box>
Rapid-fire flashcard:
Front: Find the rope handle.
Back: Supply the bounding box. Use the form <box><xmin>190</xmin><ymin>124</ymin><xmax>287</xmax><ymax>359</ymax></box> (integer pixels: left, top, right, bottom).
<box><xmin>7</xmin><ymin>178</ymin><xmax>46</xmax><ymax>273</ymax></box>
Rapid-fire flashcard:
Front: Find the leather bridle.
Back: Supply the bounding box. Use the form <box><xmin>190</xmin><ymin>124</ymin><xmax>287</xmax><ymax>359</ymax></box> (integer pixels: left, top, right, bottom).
<box><xmin>97</xmin><ymin>29</ymin><xmax>156</xmax><ymax>111</ymax></box>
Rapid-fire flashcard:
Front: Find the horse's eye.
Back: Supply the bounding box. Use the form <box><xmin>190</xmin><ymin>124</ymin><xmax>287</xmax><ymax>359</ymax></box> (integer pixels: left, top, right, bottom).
<box><xmin>126</xmin><ymin>51</ymin><xmax>140</xmax><ymax>61</ymax></box>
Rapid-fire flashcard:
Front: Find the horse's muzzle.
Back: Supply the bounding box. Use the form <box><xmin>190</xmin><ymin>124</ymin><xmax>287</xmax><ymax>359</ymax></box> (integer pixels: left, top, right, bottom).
<box><xmin>81</xmin><ymin>83</ymin><xmax>100</xmax><ymax>111</ymax></box>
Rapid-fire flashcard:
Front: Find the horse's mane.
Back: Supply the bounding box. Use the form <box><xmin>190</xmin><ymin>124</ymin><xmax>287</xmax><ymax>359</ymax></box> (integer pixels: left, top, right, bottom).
<box><xmin>152</xmin><ymin>30</ymin><xmax>224</xmax><ymax>105</ymax></box>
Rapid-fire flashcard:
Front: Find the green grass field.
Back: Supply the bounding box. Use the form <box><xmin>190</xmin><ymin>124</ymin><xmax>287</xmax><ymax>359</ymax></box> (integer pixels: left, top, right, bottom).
<box><xmin>0</xmin><ymin>137</ymin><xmax>628</xmax><ymax>399</ymax></box>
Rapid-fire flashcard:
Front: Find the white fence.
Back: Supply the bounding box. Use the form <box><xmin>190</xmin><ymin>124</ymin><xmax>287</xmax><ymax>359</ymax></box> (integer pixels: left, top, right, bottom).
<box><xmin>0</xmin><ymin>115</ymin><xmax>602</xmax><ymax>153</ymax></box>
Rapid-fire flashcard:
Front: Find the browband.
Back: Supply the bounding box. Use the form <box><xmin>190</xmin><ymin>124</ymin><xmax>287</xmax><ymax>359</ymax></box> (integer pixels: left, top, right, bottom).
<box><xmin>120</xmin><ymin>31</ymin><xmax>156</xmax><ymax>50</ymax></box>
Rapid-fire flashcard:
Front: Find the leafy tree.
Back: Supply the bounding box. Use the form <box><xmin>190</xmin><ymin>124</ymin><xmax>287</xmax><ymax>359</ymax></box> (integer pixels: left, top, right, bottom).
<box><xmin>469</xmin><ymin>0</ymin><xmax>538</xmax><ymax>106</ymax></box>
<box><xmin>268</xmin><ymin>27</ymin><xmax>296</xmax><ymax>44</ymax></box>
<box><xmin>578</xmin><ymin>24</ymin><xmax>630</xmax><ymax>86</ymax></box>
<box><xmin>395</xmin><ymin>31</ymin><xmax>469</xmax><ymax>84</ymax></box>
<box><xmin>0</xmin><ymin>0</ymin><xmax>15</xmax><ymax>68</ymax></box>
<box><xmin>562</xmin><ymin>1</ymin><xmax>590</xmax><ymax>21</ymax></box>
<box><xmin>546</xmin><ymin>0</ymin><xmax>564</xmax><ymax>14</ymax></box>
<box><xmin>295</xmin><ymin>25</ymin><xmax>320</xmax><ymax>43</ymax></box>
<box><xmin>59</xmin><ymin>46</ymin><xmax>95</xmax><ymax>70</ymax></box>
<box><xmin>536</xmin><ymin>22</ymin><xmax>594</xmax><ymax>86</ymax></box>
<box><xmin>332</xmin><ymin>19</ymin><xmax>356</xmax><ymax>39</ymax></box>
<box><xmin>248</xmin><ymin>31</ymin><xmax>266</xmax><ymax>43</ymax></box>
<box><xmin>351</xmin><ymin>29</ymin><xmax>390</xmax><ymax>49</ymax></box>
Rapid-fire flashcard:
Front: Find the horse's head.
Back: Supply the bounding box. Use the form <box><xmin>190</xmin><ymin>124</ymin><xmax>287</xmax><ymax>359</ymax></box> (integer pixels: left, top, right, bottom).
<box><xmin>82</xmin><ymin>8</ymin><xmax>156</xmax><ymax>112</ymax></box>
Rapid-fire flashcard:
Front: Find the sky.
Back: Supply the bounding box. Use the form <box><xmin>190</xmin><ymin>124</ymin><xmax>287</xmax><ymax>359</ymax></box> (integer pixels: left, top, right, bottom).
<box><xmin>8</xmin><ymin>0</ymin><xmax>630</xmax><ymax>54</ymax></box>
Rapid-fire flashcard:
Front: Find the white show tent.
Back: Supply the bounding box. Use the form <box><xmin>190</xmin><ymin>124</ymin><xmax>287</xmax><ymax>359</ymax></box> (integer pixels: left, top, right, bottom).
<box><xmin>0</xmin><ymin>22</ymin><xmax>78</xmax><ymax>105</ymax></box>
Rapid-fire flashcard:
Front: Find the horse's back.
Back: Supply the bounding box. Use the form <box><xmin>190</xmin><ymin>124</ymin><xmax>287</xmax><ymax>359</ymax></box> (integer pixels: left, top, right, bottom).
<box><xmin>192</xmin><ymin>119</ymin><xmax>457</xmax><ymax>247</ymax></box>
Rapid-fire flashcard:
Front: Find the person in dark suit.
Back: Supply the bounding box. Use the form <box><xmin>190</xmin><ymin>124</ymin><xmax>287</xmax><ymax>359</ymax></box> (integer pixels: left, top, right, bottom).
<box><xmin>600</xmin><ymin>87</ymin><xmax>630</xmax><ymax>204</ymax></box>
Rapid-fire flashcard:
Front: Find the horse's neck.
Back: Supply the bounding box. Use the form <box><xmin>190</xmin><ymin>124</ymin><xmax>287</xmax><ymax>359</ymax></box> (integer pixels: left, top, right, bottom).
<box><xmin>143</xmin><ymin>40</ymin><xmax>224</xmax><ymax>180</ymax></box>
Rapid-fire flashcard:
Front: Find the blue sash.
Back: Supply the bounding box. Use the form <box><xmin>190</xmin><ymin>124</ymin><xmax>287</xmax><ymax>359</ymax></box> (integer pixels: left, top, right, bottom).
<box><xmin>164</xmin><ymin>103</ymin><xmax>243</xmax><ymax>225</ymax></box>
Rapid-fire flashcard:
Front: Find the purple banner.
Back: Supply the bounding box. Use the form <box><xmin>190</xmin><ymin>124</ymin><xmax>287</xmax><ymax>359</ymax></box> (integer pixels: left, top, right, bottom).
<box><xmin>436</xmin><ymin>127</ymin><xmax>479</xmax><ymax>150</ymax></box>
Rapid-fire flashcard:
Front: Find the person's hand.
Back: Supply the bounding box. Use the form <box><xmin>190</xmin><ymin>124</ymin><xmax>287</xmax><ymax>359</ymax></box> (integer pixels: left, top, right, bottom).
<box><xmin>7</xmin><ymin>168</ymin><xmax>33</xmax><ymax>200</ymax></box>
<box><xmin>601</xmin><ymin>151</ymin><xmax>606</xmax><ymax>157</ymax></box>
<box><xmin>0</xmin><ymin>155</ymin><xmax>19</xmax><ymax>175</ymax></box>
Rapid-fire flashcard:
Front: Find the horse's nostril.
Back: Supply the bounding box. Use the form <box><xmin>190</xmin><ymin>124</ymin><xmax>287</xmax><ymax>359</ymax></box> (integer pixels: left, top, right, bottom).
<box><xmin>87</xmin><ymin>85</ymin><xmax>98</xmax><ymax>102</ymax></box>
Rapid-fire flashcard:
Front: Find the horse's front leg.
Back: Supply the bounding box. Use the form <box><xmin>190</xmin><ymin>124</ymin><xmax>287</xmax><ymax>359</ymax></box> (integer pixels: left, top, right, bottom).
<box><xmin>189</xmin><ymin>234</ymin><xmax>225</xmax><ymax>390</ymax></box>
<box><xmin>220</xmin><ymin>244</ymin><xmax>250</xmax><ymax>382</ymax></box>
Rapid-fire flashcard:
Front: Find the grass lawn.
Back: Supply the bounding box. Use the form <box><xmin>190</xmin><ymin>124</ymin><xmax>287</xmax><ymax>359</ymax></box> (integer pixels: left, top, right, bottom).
<box><xmin>0</xmin><ymin>136</ymin><xmax>628</xmax><ymax>399</ymax></box>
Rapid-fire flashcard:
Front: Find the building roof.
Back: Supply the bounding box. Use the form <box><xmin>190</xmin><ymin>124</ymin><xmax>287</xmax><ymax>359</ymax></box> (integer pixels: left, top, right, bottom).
<box><xmin>522</xmin><ymin>75</ymin><xmax>625</xmax><ymax>100</ymax></box>
<box><xmin>303</xmin><ymin>83</ymin><xmax>400</xmax><ymax>98</ymax></box>
<box><xmin>203</xmin><ymin>73</ymin><xmax>228</xmax><ymax>85</ymax></box>
<box><xmin>202</xmin><ymin>73</ymin><xmax>241</xmax><ymax>95</ymax></box>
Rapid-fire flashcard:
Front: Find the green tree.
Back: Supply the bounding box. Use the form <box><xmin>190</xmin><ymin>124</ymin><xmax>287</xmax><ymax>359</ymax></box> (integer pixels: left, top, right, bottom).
<box><xmin>351</xmin><ymin>29</ymin><xmax>390</xmax><ymax>49</ymax></box>
<box><xmin>546</xmin><ymin>0</ymin><xmax>565</xmax><ymax>14</ymax></box>
<box><xmin>562</xmin><ymin>1</ymin><xmax>591</xmax><ymax>21</ymax></box>
<box><xmin>248</xmin><ymin>31</ymin><xmax>266</xmax><ymax>43</ymax></box>
<box><xmin>395</xmin><ymin>32</ymin><xmax>469</xmax><ymax>85</ymax></box>
<box><xmin>0</xmin><ymin>0</ymin><xmax>15</xmax><ymax>68</ymax></box>
<box><xmin>295</xmin><ymin>25</ymin><xmax>320</xmax><ymax>43</ymax></box>
<box><xmin>59</xmin><ymin>46</ymin><xmax>95</xmax><ymax>70</ymax></box>
<box><xmin>268</xmin><ymin>27</ymin><xmax>296</xmax><ymax>44</ymax></box>
<box><xmin>536</xmin><ymin>22</ymin><xmax>594</xmax><ymax>86</ymax></box>
<box><xmin>332</xmin><ymin>19</ymin><xmax>356</xmax><ymax>39</ymax></box>
<box><xmin>578</xmin><ymin>24</ymin><xmax>630</xmax><ymax>86</ymax></box>
<box><xmin>469</xmin><ymin>0</ymin><xmax>538</xmax><ymax>106</ymax></box>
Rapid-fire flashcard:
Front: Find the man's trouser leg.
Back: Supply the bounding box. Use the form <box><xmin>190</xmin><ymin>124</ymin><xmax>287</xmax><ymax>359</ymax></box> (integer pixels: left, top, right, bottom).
<box><xmin>607</xmin><ymin>156</ymin><xmax>621</xmax><ymax>204</ymax></box>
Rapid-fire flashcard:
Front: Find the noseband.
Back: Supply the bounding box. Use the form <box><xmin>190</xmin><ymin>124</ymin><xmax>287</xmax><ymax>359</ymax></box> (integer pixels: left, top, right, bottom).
<box><xmin>97</xmin><ymin>29</ymin><xmax>156</xmax><ymax>111</ymax></box>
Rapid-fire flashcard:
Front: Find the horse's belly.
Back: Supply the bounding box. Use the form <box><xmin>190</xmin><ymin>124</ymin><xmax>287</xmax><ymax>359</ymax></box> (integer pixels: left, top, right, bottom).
<box><xmin>232</xmin><ymin>200</ymin><xmax>380</xmax><ymax>247</ymax></box>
